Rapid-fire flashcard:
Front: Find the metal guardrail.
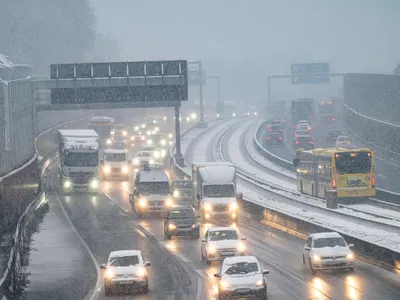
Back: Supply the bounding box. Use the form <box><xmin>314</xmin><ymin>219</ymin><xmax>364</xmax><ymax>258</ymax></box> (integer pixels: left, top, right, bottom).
<box><xmin>253</xmin><ymin>120</ymin><xmax>400</xmax><ymax>205</ymax></box>
<box><xmin>168</xmin><ymin>119</ymin><xmax>400</xmax><ymax>273</ymax></box>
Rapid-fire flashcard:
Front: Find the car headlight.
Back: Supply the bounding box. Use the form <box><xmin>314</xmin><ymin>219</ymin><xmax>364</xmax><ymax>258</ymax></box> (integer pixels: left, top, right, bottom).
<box><xmin>141</xmin><ymin>135</ymin><xmax>146</xmax><ymax>141</ymax></box>
<box><xmin>313</xmin><ymin>255</ymin><xmax>321</xmax><ymax>262</ymax></box>
<box><xmin>163</xmin><ymin>116</ymin><xmax>167</xmax><ymax>121</ymax></box>
<box><xmin>139</xmin><ymin>198</ymin><xmax>147</xmax><ymax>207</ymax></box>
<box><xmin>122</xmin><ymin>166</ymin><xmax>129</xmax><ymax>173</ymax></box>
<box><xmin>346</xmin><ymin>252</ymin><xmax>354</xmax><ymax>260</ymax></box>
<box><xmin>63</xmin><ymin>180</ymin><xmax>71</xmax><ymax>188</ymax></box>
<box><xmin>136</xmin><ymin>268</ymin><xmax>146</xmax><ymax>277</ymax></box>
<box><xmin>134</xmin><ymin>126</ymin><xmax>139</xmax><ymax>131</ymax></box>
<box><xmin>141</xmin><ymin>124</ymin><xmax>146</xmax><ymax>129</ymax></box>
<box><xmin>220</xmin><ymin>280</ymin><xmax>230</xmax><ymax>290</ymax></box>
<box><xmin>106</xmin><ymin>139</ymin><xmax>112</xmax><ymax>145</ymax></box>
<box><xmin>256</xmin><ymin>279</ymin><xmax>264</xmax><ymax>286</ymax></box>
<box><xmin>254</xmin><ymin>112</ymin><xmax>258</xmax><ymax>116</ymax></box>
<box><xmin>173</xmin><ymin>190</ymin><xmax>180</xmax><ymax>198</ymax></box>
<box><xmin>153</xmin><ymin>151</ymin><xmax>160</xmax><ymax>158</ymax></box>
<box><xmin>169</xmin><ymin>141</ymin><xmax>173</xmax><ymax>145</ymax></box>
<box><xmin>232</xmin><ymin>113</ymin><xmax>236</xmax><ymax>117</ymax></box>
<box><xmin>122</xmin><ymin>131</ymin><xmax>127</xmax><ymax>136</ymax></box>
<box><xmin>161</xmin><ymin>139</ymin><xmax>166</xmax><ymax>146</ymax></box>
<box><xmin>133</xmin><ymin>158</ymin><xmax>139</xmax><ymax>165</ymax></box>
<box><xmin>155</xmin><ymin>127</ymin><xmax>159</xmax><ymax>132</ymax></box>
<box><xmin>90</xmin><ymin>179</ymin><xmax>99</xmax><ymax>189</ymax></box>
<box><xmin>105</xmin><ymin>269</ymin><xmax>115</xmax><ymax>279</ymax></box>
<box><xmin>230</xmin><ymin>202</ymin><xmax>238</xmax><ymax>211</ymax></box>
<box><xmin>216</xmin><ymin>113</ymin><xmax>220</xmax><ymax>118</ymax></box>
<box><xmin>168</xmin><ymin>223</ymin><xmax>176</xmax><ymax>230</ymax></box>
<box><xmin>168</xmin><ymin>133</ymin><xmax>173</xmax><ymax>139</ymax></box>
<box><xmin>149</xmin><ymin>159</ymin><xmax>154</xmax><ymax>164</ymax></box>
<box><xmin>147</xmin><ymin>139</ymin><xmax>153</xmax><ymax>145</ymax></box>
<box><xmin>165</xmin><ymin>198</ymin><xmax>173</xmax><ymax>207</ymax></box>
<box><xmin>104</xmin><ymin>166</ymin><xmax>111</xmax><ymax>173</ymax></box>
<box><xmin>204</xmin><ymin>203</ymin><xmax>212</xmax><ymax>211</ymax></box>
<box><xmin>207</xmin><ymin>245</ymin><xmax>216</xmax><ymax>253</ymax></box>
<box><xmin>237</xmin><ymin>242</ymin><xmax>245</xmax><ymax>252</ymax></box>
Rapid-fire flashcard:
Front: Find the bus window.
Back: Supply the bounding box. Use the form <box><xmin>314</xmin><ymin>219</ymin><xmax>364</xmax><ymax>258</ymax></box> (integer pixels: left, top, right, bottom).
<box><xmin>334</xmin><ymin>152</ymin><xmax>371</xmax><ymax>174</ymax></box>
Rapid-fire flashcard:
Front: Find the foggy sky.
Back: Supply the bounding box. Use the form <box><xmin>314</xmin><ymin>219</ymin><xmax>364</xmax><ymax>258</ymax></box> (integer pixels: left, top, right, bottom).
<box><xmin>91</xmin><ymin>0</ymin><xmax>400</xmax><ymax>102</ymax></box>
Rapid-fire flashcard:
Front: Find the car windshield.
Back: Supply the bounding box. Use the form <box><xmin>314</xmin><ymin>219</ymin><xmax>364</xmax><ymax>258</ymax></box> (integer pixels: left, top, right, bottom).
<box><xmin>140</xmin><ymin>182</ymin><xmax>169</xmax><ymax>194</ymax></box>
<box><xmin>104</xmin><ymin>153</ymin><xmax>126</xmax><ymax>162</ymax></box>
<box><xmin>313</xmin><ymin>237</ymin><xmax>347</xmax><ymax>248</ymax></box>
<box><xmin>110</xmin><ymin>255</ymin><xmax>139</xmax><ymax>267</ymax></box>
<box><xmin>209</xmin><ymin>230</ymin><xmax>238</xmax><ymax>241</ymax></box>
<box><xmin>224</xmin><ymin>262</ymin><xmax>259</xmax><ymax>275</ymax></box>
<box><xmin>64</xmin><ymin>151</ymin><xmax>98</xmax><ymax>167</ymax></box>
<box><xmin>169</xmin><ymin>209</ymin><xmax>195</xmax><ymax>219</ymax></box>
<box><xmin>203</xmin><ymin>184</ymin><xmax>235</xmax><ymax>197</ymax></box>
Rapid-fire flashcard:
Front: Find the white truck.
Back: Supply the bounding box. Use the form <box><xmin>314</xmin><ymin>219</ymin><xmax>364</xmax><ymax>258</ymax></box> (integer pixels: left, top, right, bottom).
<box><xmin>57</xmin><ymin>129</ymin><xmax>100</xmax><ymax>194</ymax></box>
<box><xmin>100</xmin><ymin>149</ymin><xmax>130</xmax><ymax>180</ymax></box>
<box><xmin>192</xmin><ymin>162</ymin><xmax>242</xmax><ymax>223</ymax></box>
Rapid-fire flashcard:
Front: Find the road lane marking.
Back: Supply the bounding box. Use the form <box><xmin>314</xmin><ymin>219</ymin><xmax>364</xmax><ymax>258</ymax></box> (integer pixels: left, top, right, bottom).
<box><xmin>103</xmin><ymin>189</ymin><xmax>129</xmax><ymax>212</ymax></box>
<box><xmin>56</xmin><ymin>195</ymin><xmax>101</xmax><ymax>300</ymax></box>
<box><xmin>159</xmin><ymin>241</ymin><xmax>190</xmax><ymax>263</ymax></box>
<box><xmin>378</xmin><ymin>174</ymin><xmax>386</xmax><ymax>178</ymax></box>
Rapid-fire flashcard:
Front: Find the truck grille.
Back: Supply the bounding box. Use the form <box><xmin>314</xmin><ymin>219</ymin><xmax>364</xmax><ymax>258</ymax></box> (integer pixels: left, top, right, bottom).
<box><xmin>213</xmin><ymin>205</ymin><xmax>229</xmax><ymax>212</ymax></box>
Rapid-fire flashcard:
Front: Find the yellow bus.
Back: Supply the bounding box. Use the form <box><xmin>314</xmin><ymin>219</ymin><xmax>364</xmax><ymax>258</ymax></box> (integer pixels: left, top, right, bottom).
<box><xmin>293</xmin><ymin>148</ymin><xmax>376</xmax><ymax>201</ymax></box>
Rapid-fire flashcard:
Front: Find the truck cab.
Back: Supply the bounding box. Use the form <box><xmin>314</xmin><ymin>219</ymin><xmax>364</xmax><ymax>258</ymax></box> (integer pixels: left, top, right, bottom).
<box><xmin>129</xmin><ymin>168</ymin><xmax>173</xmax><ymax>217</ymax></box>
<box><xmin>192</xmin><ymin>162</ymin><xmax>242</xmax><ymax>223</ymax></box>
<box><xmin>57</xmin><ymin>130</ymin><xmax>100</xmax><ymax>194</ymax></box>
<box><xmin>101</xmin><ymin>149</ymin><xmax>130</xmax><ymax>180</ymax></box>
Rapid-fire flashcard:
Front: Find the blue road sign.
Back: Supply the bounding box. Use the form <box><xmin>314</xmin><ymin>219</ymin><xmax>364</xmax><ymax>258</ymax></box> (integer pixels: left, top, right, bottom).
<box><xmin>291</xmin><ymin>75</ymin><xmax>330</xmax><ymax>84</ymax></box>
<box><xmin>291</xmin><ymin>63</ymin><xmax>330</xmax><ymax>75</ymax></box>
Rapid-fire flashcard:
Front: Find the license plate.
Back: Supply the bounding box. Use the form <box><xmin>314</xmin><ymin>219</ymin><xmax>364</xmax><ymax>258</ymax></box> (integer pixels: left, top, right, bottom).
<box><xmin>119</xmin><ymin>280</ymin><xmax>134</xmax><ymax>285</ymax></box>
<box><xmin>221</xmin><ymin>251</ymin><xmax>234</xmax><ymax>256</ymax></box>
<box><xmin>236</xmin><ymin>288</ymin><xmax>251</xmax><ymax>294</ymax></box>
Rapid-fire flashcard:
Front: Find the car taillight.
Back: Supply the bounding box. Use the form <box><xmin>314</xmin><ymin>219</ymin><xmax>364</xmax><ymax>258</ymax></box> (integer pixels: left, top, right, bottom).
<box><xmin>280</xmin><ymin>128</ymin><xmax>283</xmax><ymax>131</ymax></box>
<box><xmin>266</xmin><ymin>137</ymin><xmax>271</xmax><ymax>140</ymax></box>
<box><xmin>268</xmin><ymin>129</ymin><xmax>272</xmax><ymax>132</ymax></box>
<box><xmin>328</xmin><ymin>134</ymin><xmax>331</xmax><ymax>137</ymax></box>
<box><xmin>278</xmin><ymin>137</ymin><xmax>282</xmax><ymax>140</ymax></box>
<box><xmin>372</xmin><ymin>176</ymin><xmax>375</xmax><ymax>188</ymax></box>
<box><xmin>296</xmin><ymin>141</ymin><xmax>300</xmax><ymax>144</ymax></box>
<box><xmin>332</xmin><ymin>178</ymin><xmax>336</xmax><ymax>189</ymax></box>
<box><xmin>309</xmin><ymin>141</ymin><xmax>314</xmax><ymax>144</ymax></box>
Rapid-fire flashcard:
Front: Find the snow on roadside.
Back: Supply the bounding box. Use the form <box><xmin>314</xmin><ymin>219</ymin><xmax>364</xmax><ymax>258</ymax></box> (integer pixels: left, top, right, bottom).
<box><xmin>350</xmin><ymin>204</ymin><xmax>400</xmax><ymax>221</ymax></box>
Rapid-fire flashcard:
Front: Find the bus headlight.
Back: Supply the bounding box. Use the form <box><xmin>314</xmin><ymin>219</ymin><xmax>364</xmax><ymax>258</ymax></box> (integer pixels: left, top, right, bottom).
<box><xmin>104</xmin><ymin>166</ymin><xmax>111</xmax><ymax>173</ymax></box>
<box><xmin>173</xmin><ymin>190</ymin><xmax>180</xmax><ymax>198</ymax></box>
<box><xmin>91</xmin><ymin>179</ymin><xmax>99</xmax><ymax>189</ymax></box>
<box><xmin>237</xmin><ymin>242</ymin><xmax>246</xmax><ymax>252</ymax></box>
<box><xmin>63</xmin><ymin>180</ymin><xmax>71</xmax><ymax>188</ymax></box>
<box><xmin>122</xmin><ymin>166</ymin><xmax>129</xmax><ymax>173</ymax></box>
<box><xmin>230</xmin><ymin>202</ymin><xmax>238</xmax><ymax>211</ymax></box>
<box><xmin>139</xmin><ymin>198</ymin><xmax>147</xmax><ymax>207</ymax></box>
<box><xmin>204</xmin><ymin>203</ymin><xmax>212</xmax><ymax>211</ymax></box>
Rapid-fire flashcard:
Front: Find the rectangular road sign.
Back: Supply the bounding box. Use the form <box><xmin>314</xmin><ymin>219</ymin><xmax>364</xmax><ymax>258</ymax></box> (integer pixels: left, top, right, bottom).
<box><xmin>188</xmin><ymin>70</ymin><xmax>206</xmax><ymax>85</ymax></box>
<box><xmin>291</xmin><ymin>63</ymin><xmax>330</xmax><ymax>75</ymax></box>
<box><xmin>291</xmin><ymin>75</ymin><xmax>330</xmax><ymax>84</ymax></box>
<box><xmin>49</xmin><ymin>60</ymin><xmax>188</xmax><ymax>106</ymax></box>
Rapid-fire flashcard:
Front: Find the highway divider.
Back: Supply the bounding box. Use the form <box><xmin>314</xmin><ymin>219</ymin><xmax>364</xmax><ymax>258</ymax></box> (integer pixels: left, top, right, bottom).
<box><xmin>168</xmin><ymin>121</ymin><xmax>400</xmax><ymax>275</ymax></box>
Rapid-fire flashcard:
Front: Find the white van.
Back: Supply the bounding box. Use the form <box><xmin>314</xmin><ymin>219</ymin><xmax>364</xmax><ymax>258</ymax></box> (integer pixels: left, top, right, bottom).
<box><xmin>129</xmin><ymin>169</ymin><xmax>172</xmax><ymax>217</ymax></box>
<box><xmin>101</xmin><ymin>149</ymin><xmax>130</xmax><ymax>180</ymax></box>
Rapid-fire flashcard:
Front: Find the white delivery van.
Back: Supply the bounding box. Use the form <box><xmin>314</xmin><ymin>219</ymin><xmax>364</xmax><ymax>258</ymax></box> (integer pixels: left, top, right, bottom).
<box><xmin>101</xmin><ymin>149</ymin><xmax>130</xmax><ymax>180</ymax></box>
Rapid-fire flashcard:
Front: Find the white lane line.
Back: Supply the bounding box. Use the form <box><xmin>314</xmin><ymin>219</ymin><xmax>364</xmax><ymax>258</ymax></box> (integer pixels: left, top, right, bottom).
<box><xmin>103</xmin><ymin>189</ymin><xmax>128</xmax><ymax>212</ymax></box>
<box><xmin>159</xmin><ymin>241</ymin><xmax>190</xmax><ymax>263</ymax></box>
<box><xmin>194</xmin><ymin>269</ymin><xmax>205</xmax><ymax>278</ymax></box>
<box><xmin>378</xmin><ymin>174</ymin><xmax>386</xmax><ymax>178</ymax></box>
<box><xmin>56</xmin><ymin>195</ymin><xmax>101</xmax><ymax>300</ymax></box>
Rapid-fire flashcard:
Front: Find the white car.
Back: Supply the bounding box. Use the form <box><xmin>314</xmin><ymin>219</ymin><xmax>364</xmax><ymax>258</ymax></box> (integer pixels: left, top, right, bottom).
<box><xmin>302</xmin><ymin>232</ymin><xmax>355</xmax><ymax>274</ymax></box>
<box><xmin>335</xmin><ymin>135</ymin><xmax>352</xmax><ymax>147</ymax></box>
<box><xmin>201</xmin><ymin>227</ymin><xmax>246</xmax><ymax>264</ymax></box>
<box><xmin>214</xmin><ymin>256</ymin><xmax>269</xmax><ymax>300</ymax></box>
<box><xmin>100</xmin><ymin>250</ymin><xmax>151</xmax><ymax>295</ymax></box>
<box><xmin>132</xmin><ymin>151</ymin><xmax>155</xmax><ymax>167</ymax></box>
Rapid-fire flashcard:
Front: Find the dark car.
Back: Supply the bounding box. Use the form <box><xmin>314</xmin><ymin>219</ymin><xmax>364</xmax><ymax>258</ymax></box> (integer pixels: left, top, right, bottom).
<box><xmin>111</xmin><ymin>136</ymin><xmax>127</xmax><ymax>149</ymax></box>
<box><xmin>265</xmin><ymin>132</ymin><xmax>283</xmax><ymax>145</ymax></box>
<box><xmin>295</xmin><ymin>135</ymin><xmax>315</xmax><ymax>150</ymax></box>
<box><xmin>164</xmin><ymin>206</ymin><xmax>200</xmax><ymax>240</ymax></box>
<box><xmin>326</xmin><ymin>129</ymin><xmax>342</xmax><ymax>143</ymax></box>
<box><xmin>267</xmin><ymin>123</ymin><xmax>283</xmax><ymax>133</ymax></box>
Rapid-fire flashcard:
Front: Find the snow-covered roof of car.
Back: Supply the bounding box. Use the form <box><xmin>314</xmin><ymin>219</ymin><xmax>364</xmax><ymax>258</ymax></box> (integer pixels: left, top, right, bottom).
<box><xmin>104</xmin><ymin>149</ymin><xmax>127</xmax><ymax>154</ymax></box>
<box><xmin>311</xmin><ymin>232</ymin><xmax>342</xmax><ymax>239</ymax></box>
<box><xmin>298</xmin><ymin>120</ymin><xmax>309</xmax><ymax>123</ymax></box>
<box><xmin>109</xmin><ymin>250</ymin><xmax>142</xmax><ymax>258</ymax></box>
<box><xmin>208</xmin><ymin>227</ymin><xmax>237</xmax><ymax>232</ymax></box>
<box><xmin>138</xmin><ymin>170</ymin><xmax>168</xmax><ymax>182</ymax></box>
<box><xmin>223</xmin><ymin>255</ymin><xmax>259</xmax><ymax>265</ymax></box>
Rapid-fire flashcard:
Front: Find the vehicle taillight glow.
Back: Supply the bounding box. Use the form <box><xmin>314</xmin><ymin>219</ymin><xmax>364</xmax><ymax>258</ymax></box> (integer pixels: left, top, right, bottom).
<box><xmin>332</xmin><ymin>178</ymin><xmax>336</xmax><ymax>189</ymax></box>
<box><xmin>372</xmin><ymin>176</ymin><xmax>375</xmax><ymax>188</ymax></box>
<box><xmin>266</xmin><ymin>137</ymin><xmax>271</xmax><ymax>140</ymax></box>
<box><xmin>296</xmin><ymin>141</ymin><xmax>300</xmax><ymax>144</ymax></box>
<box><xmin>278</xmin><ymin>137</ymin><xmax>282</xmax><ymax>140</ymax></box>
<box><xmin>309</xmin><ymin>141</ymin><xmax>314</xmax><ymax>144</ymax></box>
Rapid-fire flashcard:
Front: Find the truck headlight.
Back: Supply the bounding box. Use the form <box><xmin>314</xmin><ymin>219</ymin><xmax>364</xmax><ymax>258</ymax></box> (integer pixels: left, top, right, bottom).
<box><xmin>91</xmin><ymin>179</ymin><xmax>99</xmax><ymax>189</ymax></box>
<box><xmin>104</xmin><ymin>166</ymin><xmax>111</xmax><ymax>173</ymax></box>
<box><xmin>346</xmin><ymin>252</ymin><xmax>354</xmax><ymax>260</ymax></box>
<box><xmin>173</xmin><ymin>190</ymin><xmax>180</xmax><ymax>198</ymax></box>
<box><xmin>168</xmin><ymin>133</ymin><xmax>173</xmax><ymax>139</ymax></box>
<box><xmin>168</xmin><ymin>223</ymin><xmax>176</xmax><ymax>230</ymax></box>
<box><xmin>161</xmin><ymin>139</ymin><xmax>166</xmax><ymax>146</ymax></box>
<box><xmin>139</xmin><ymin>199</ymin><xmax>147</xmax><ymax>207</ymax></box>
<box><xmin>204</xmin><ymin>203</ymin><xmax>212</xmax><ymax>211</ymax></box>
<box><xmin>122</xmin><ymin>166</ymin><xmax>129</xmax><ymax>173</ymax></box>
<box><xmin>63</xmin><ymin>180</ymin><xmax>71</xmax><ymax>188</ymax></box>
<box><xmin>230</xmin><ymin>202</ymin><xmax>238</xmax><ymax>211</ymax></box>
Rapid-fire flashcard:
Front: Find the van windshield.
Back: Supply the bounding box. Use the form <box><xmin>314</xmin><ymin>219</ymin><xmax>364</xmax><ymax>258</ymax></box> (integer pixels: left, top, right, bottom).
<box><xmin>104</xmin><ymin>153</ymin><xmax>127</xmax><ymax>162</ymax></box>
<box><xmin>140</xmin><ymin>182</ymin><xmax>170</xmax><ymax>194</ymax></box>
<box><xmin>203</xmin><ymin>184</ymin><xmax>235</xmax><ymax>197</ymax></box>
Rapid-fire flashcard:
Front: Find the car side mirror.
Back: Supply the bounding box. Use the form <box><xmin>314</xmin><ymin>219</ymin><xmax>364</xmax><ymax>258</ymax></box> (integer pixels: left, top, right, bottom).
<box><xmin>214</xmin><ymin>273</ymin><xmax>220</xmax><ymax>278</ymax></box>
<box><xmin>349</xmin><ymin>244</ymin><xmax>354</xmax><ymax>248</ymax></box>
<box><xmin>144</xmin><ymin>261</ymin><xmax>151</xmax><ymax>267</ymax></box>
<box><xmin>201</xmin><ymin>238</ymin><xmax>207</xmax><ymax>243</ymax></box>
<box><xmin>262</xmin><ymin>270</ymin><xmax>270</xmax><ymax>275</ymax></box>
<box><xmin>304</xmin><ymin>245</ymin><xmax>311</xmax><ymax>251</ymax></box>
<box><xmin>293</xmin><ymin>158</ymin><xmax>300</xmax><ymax>166</ymax></box>
<box><xmin>100</xmin><ymin>264</ymin><xmax>107</xmax><ymax>269</ymax></box>
<box><xmin>236</xmin><ymin>192</ymin><xmax>243</xmax><ymax>200</ymax></box>
<box><xmin>241</xmin><ymin>237</ymin><xmax>246</xmax><ymax>241</ymax></box>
